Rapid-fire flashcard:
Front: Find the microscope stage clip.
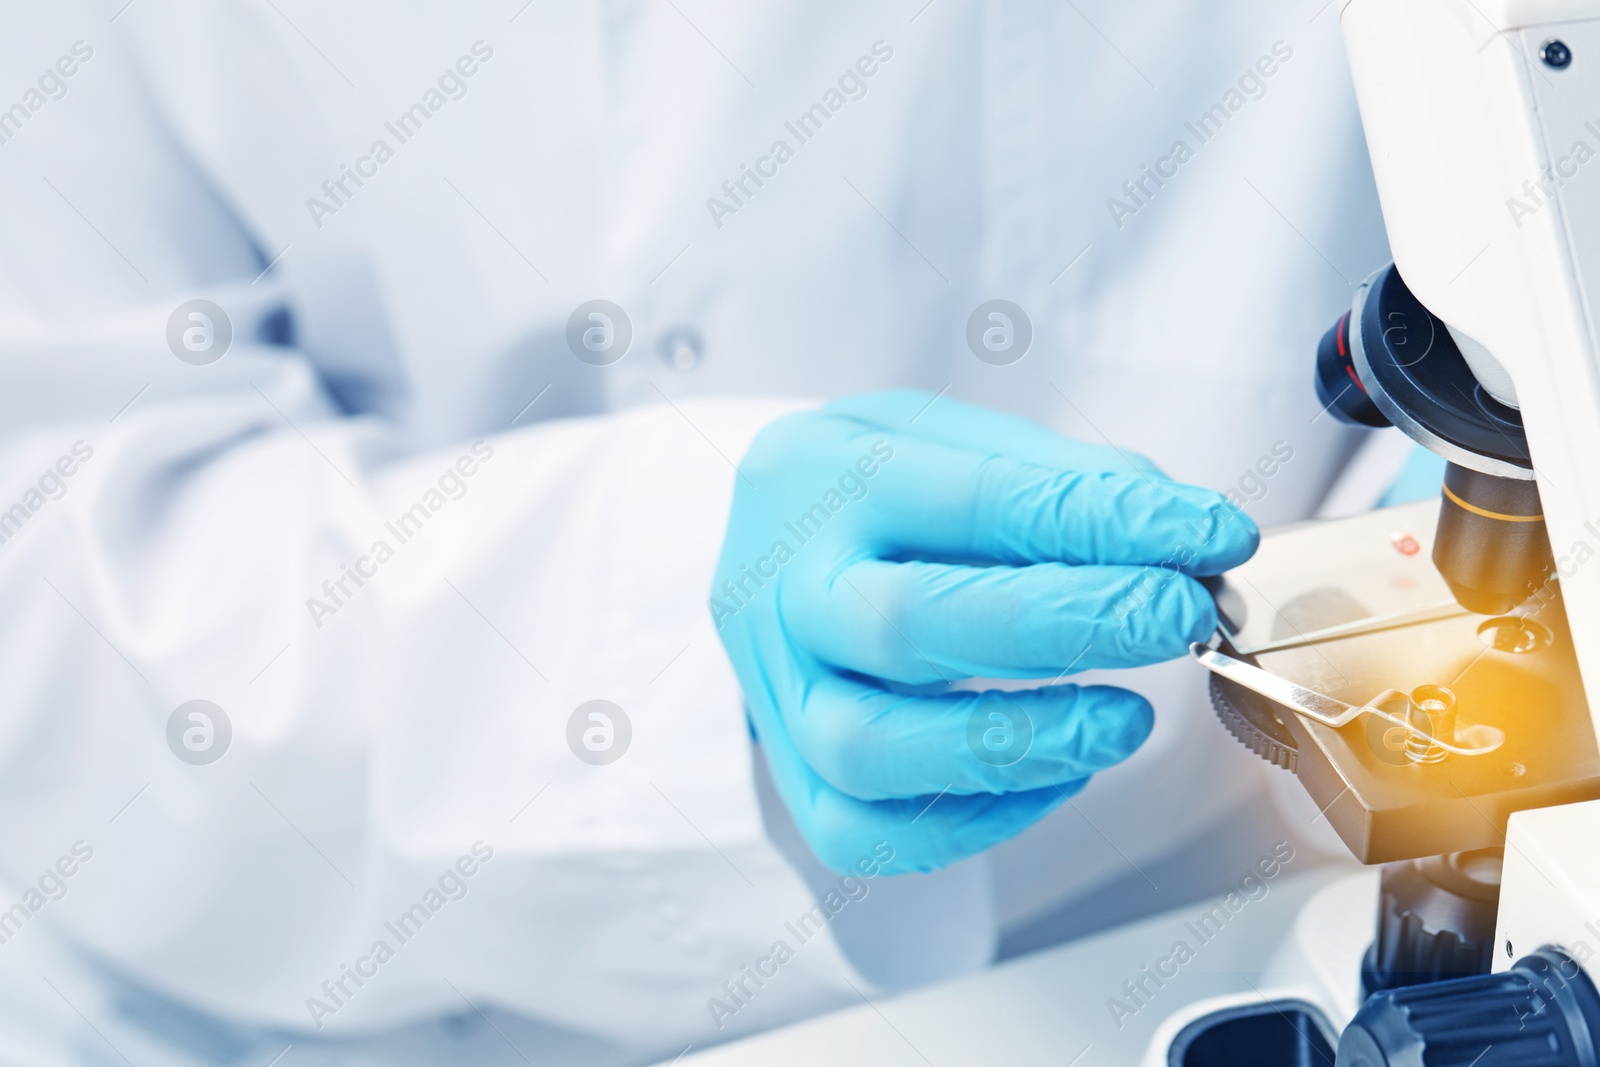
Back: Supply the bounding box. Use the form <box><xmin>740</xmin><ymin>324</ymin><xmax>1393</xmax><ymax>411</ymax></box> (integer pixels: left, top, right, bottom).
<box><xmin>1189</xmin><ymin>643</ymin><xmax>1504</xmax><ymax>758</ymax></box>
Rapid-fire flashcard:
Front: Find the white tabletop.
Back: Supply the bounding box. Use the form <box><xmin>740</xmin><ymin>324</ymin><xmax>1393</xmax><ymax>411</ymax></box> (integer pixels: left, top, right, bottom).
<box><xmin>661</xmin><ymin>864</ymin><xmax>1353</xmax><ymax>1067</ymax></box>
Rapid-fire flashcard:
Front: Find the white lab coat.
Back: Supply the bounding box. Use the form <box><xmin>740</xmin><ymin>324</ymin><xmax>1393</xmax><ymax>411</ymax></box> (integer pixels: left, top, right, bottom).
<box><xmin>0</xmin><ymin>0</ymin><xmax>1388</xmax><ymax>1063</ymax></box>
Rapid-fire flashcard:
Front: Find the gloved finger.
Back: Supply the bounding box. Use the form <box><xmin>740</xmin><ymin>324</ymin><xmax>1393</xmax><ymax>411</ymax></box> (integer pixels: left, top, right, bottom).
<box><xmin>788</xmin><ymin>559</ymin><xmax>1216</xmax><ymax>683</ymax></box>
<box><xmin>806</xmin><ymin>779</ymin><xmax>1083</xmax><ymax>875</ymax></box>
<box><xmin>825</xmin><ymin>389</ymin><xmax>1167</xmax><ymax>480</ymax></box>
<box><xmin>752</xmin><ymin>698</ymin><xmax>1088</xmax><ymax>874</ymax></box>
<box><xmin>844</xmin><ymin>431</ymin><xmax>1257</xmax><ymax>573</ymax></box>
<box><xmin>785</xmin><ymin>673</ymin><xmax>1154</xmax><ymax>800</ymax></box>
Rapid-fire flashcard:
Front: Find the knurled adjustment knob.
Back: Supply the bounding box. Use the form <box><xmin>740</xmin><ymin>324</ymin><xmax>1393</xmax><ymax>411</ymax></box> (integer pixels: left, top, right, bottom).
<box><xmin>1208</xmin><ymin>675</ymin><xmax>1298</xmax><ymax>774</ymax></box>
<box><xmin>1338</xmin><ymin>948</ymin><xmax>1600</xmax><ymax>1066</ymax></box>
<box><xmin>1361</xmin><ymin>849</ymin><xmax>1502</xmax><ymax>999</ymax></box>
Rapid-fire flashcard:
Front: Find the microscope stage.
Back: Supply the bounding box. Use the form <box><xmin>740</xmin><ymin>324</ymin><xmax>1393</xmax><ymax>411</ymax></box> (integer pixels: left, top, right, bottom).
<box><xmin>1207</xmin><ymin>500</ymin><xmax>1600</xmax><ymax>862</ymax></box>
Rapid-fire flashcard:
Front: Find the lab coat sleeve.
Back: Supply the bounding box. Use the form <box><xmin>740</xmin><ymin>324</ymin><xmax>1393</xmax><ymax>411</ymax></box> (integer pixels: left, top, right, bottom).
<box><xmin>0</xmin><ymin>3</ymin><xmax>873</xmax><ymax>1050</ymax></box>
<box><xmin>0</xmin><ymin>328</ymin><xmax>868</xmax><ymax>1046</ymax></box>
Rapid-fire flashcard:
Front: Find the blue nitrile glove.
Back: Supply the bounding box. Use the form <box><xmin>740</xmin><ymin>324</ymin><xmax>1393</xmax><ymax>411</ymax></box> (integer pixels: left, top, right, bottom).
<box><xmin>710</xmin><ymin>391</ymin><xmax>1259</xmax><ymax>875</ymax></box>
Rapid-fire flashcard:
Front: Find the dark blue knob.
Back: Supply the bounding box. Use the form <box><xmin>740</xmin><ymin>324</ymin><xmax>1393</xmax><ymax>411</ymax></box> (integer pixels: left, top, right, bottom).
<box><xmin>1339</xmin><ymin>948</ymin><xmax>1600</xmax><ymax>1067</ymax></box>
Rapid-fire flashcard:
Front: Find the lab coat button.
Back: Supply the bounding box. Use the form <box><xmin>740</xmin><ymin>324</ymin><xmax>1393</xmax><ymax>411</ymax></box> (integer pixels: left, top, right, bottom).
<box><xmin>657</xmin><ymin>327</ymin><xmax>703</xmax><ymax>370</ymax></box>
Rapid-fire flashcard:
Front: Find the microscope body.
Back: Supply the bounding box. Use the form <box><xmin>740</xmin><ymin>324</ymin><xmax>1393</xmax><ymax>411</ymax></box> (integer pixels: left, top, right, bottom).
<box><xmin>1340</xmin><ymin>0</ymin><xmax>1600</xmax><ymax>922</ymax></box>
<box><xmin>1152</xmin><ymin>4</ymin><xmax>1600</xmax><ymax>1063</ymax></box>
<box><xmin>1338</xmin><ymin>0</ymin><xmax>1600</xmax><ymax>666</ymax></box>
<box><xmin>1276</xmin><ymin>0</ymin><xmax>1600</xmax><ymax>864</ymax></box>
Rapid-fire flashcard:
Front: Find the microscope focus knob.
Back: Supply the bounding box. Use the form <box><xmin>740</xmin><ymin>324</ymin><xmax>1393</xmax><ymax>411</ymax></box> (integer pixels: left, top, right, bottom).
<box><xmin>1337</xmin><ymin>948</ymin><xmax>1600</xmax><ymax>1067</ymax></box>
<box><xmin>1361</xmin><ymin>850</ymin><xmax>1501</xmax><ymax>998</ymax></box>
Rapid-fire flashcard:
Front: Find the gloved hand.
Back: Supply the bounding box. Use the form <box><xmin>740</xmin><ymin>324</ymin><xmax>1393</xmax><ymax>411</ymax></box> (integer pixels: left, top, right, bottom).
<box><xmin>711</xmin><ymin>390</ymin><xmax>1259</xmax><ymax>874</ymax></box>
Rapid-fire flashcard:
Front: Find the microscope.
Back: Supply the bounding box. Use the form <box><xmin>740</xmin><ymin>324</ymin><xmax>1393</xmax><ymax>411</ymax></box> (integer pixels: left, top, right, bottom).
<box><xmin>1146</xmin><ymin>2</ymin><xmax>1600</xmax><ymax>1063</ymax></box>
